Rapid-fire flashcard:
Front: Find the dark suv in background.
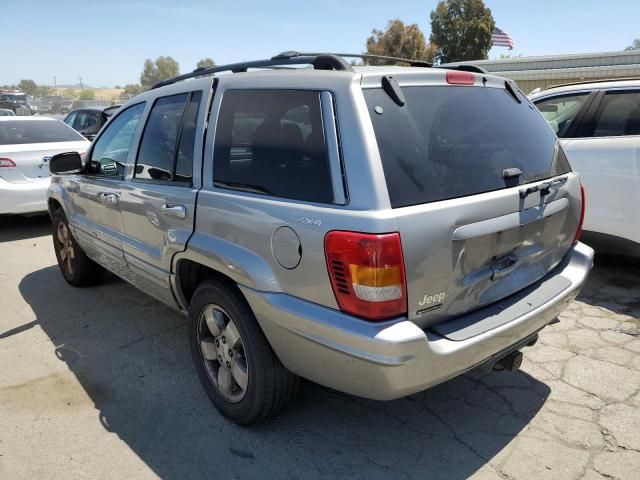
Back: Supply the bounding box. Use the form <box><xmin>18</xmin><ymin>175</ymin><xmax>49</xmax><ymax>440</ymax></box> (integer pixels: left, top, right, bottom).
<box><xmin>0</xmin><ymin>92</ymin><xmax>35</xmax><ymax>115</ymax></box>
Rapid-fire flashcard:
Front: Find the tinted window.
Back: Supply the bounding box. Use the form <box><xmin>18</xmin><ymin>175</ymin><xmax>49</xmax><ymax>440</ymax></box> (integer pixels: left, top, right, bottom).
<box><xmin>88</xmin><ymin>103</ymin><xmax>145</xmax><ymax>177</ymax></box>
<box><xmin>64</xmin><ymin>111</ymin><xmax>77</xmax><ymax>127</ymax></box>
<box><xmin>591</xmin><ymin>91</ymin><xmax>640</xmax><ymax>137</ymax></box>
<box><xmin>534</xmin><ymin>93</ymin><xmax>590</xmax><ymax>137</ymax></box>
<box><xmin>135</xmin><ymin>94</ymin><xmax>187</xmax><ymax>181</ymax></box>
<box><xmin>0</xmin><ymin>120</ymin><xmax>85</xmax><ymax>145</ymax></box>
<box><xmin>365</xmin><ymin>86</ymin><xmax>569</xmax><ymax>208</ymax></box>
<box><xmin>135</xmin><ymin>92</ymin><xmax>201</xmax><ymax>184</ymax></box>
<box><xmin>175</xmin><ymin>91</ymin><xmax>202</xmax><ymax>183</ymax></box>
<box><xmin>213</xmin><ymin>90</ymin><xmax>333</xmax><ymax>203</ymax></box>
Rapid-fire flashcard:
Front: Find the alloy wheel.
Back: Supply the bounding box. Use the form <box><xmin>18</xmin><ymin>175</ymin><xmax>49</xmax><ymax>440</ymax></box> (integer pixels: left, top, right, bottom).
<box><xmin>56</xmin><ymin>222</ymin><xmax>75</xmax><ymax>276</ymax></box>
<box><xmin>197</xmin><ymin>304</ymin><xmax>249</xmax><ymax>402</ymax></box>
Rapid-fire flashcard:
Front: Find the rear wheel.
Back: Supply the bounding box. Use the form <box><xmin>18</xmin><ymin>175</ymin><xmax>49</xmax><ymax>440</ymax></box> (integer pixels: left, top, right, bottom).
<box><xmin>189</xmin><ymin>278</ymin><xmax>299</xmax><ymax>424</ymax></box>
<box><xmin>52</xmin><ymin>209</ymin><xmax>104</xmax><ymax>287</ymax></box>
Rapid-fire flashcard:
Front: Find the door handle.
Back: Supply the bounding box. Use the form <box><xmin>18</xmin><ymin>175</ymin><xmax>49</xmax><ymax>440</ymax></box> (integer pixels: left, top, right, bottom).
<box><xmin>99</xmin><ymin>192</ymin><xmax>119</xmax><ymax>205</ymax></box>
<box><xmin>161</xmin><ymin>204</ymin><xmax>187</xmax><ymax>219</ymax></box>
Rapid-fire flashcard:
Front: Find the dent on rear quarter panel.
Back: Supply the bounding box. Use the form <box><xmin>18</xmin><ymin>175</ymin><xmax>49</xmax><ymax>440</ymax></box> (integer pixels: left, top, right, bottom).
<box><xmin>175</xmin><ymin>231</ymin><xmax>282</xmax><ymax>292</ymax></box>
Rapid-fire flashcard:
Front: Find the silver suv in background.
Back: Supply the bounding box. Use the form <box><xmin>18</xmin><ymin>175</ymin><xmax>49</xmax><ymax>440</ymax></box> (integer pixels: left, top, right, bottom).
<box><xmin>47</xmin><ymin>52</ymin><xmax>593</xmax><ymax>424</ymax></box>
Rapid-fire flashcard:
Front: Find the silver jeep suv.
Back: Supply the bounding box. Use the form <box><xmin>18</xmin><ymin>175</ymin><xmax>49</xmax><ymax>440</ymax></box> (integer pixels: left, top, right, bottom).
<box><xmin>47</xmin><ymin>52</ymin><xmax>594</xmax><ymax>424</ymax></box>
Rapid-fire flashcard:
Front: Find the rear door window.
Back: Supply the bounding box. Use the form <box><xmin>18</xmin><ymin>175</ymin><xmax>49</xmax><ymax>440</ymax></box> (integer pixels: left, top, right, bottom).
<box><xmin>364</xmin><ymin>85</ymin><xmax>568</xmax><ymax>208</ymax></box>
<box><xmin>134</xmin><ymin>91</ymin><xmax>201</xmax><ymax>184</ymax></box>
<box><xmin>213</xmin><ymin>89</ymin><xmax>333</xmax><ymax>204</ymax></box>
<box><xmin>534</xmin><ymin>93</ymin><xmax>590</xmax><ymax>137</ymax></box>
<box><xmin>590</xmin><ymin>91</ymin><xmax>640</xmax><ymax>137</ymax></box>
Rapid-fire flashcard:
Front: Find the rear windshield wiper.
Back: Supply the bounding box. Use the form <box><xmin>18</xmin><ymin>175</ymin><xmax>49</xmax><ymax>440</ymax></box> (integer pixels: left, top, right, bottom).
<box><xmin>504</xmin><ymin>80</ymin><xmax>522</xmax><ymax>104</ymax></box>
<box><xmin>214</xmin><ymin>180</ymin><xmax>273</xmax><ymax>195</ymax></box>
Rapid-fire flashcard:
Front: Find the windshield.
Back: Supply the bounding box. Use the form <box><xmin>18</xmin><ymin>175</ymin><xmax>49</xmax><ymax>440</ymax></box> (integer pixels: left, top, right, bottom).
<box><xmin>364</xmin><ymin>85</ymin><xmax>570</xmax><ymax>208</ymax></box>
<box><xmin>0</xmin><ymin>120</ymin><xmax>86</xmax><ymax>145</ymax></box>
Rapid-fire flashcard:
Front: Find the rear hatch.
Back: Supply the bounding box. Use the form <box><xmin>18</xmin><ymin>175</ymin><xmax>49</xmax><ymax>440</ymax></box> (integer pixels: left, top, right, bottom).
<box><xmin>363</xmin><ymin>73</ymin><xmax>582</xmax><ymax>328</ymax></box>
<box><xmin>0</xmin><ymin>120</ymin><xmax>89</xmax><ymax>183</ymax></box>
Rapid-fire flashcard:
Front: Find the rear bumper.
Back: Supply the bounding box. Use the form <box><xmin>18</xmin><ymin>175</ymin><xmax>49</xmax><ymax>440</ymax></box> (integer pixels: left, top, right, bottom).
<box><xmin>0</xmin><ymin>177</ymin><xmax>50</xmax><ymax>214</ymax></box>
<box><xmin>240</xmin><ymin>242</ymin><xmax>594</xmax><ymax>400</ymax></box>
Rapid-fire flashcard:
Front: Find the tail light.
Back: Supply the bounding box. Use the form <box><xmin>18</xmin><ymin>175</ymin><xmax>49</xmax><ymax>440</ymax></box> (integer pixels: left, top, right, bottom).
<box><xmin>574</xmin><ymin>184</ymin><xmax>586</xmax><ymax>244</ymax></box>
<box><xmin>325</xmin><ymin>231</ymin><xmax>407</xmax><ymax>321</ymax></box>
<box><xmin>0</xmin><ymin>158</ymin><xmax>16</xmax><ymax>167</ymax></box>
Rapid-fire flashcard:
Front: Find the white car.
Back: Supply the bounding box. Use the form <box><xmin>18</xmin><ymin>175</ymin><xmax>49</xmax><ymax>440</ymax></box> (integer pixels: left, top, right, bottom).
<box><xmin>530</xmin><ymin>80</ymin><xmax>640</xmax><ymax>256</ymax></box>
<box><xmin>0</xmin><ymin>117</ymin><xmax>90</xmax><ymax>214</ymax></box>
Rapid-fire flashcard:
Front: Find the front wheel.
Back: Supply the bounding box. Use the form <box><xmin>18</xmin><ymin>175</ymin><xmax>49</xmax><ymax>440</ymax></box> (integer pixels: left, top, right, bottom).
<box><xmin>51</xmin><ymin>209</ymin><xmax>104</xmax><ymax>287</ymax></box>
<box><xmin>189</xmin><ymin>278</ymin><xmax>299</xmax><ymax>424</ymax></box>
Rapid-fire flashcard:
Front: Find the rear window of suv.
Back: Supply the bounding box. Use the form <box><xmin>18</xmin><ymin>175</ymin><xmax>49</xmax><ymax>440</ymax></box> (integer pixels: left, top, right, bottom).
<box><xmin>364</xmin><ymin>85</ymin><xmax>569</xmax><ymax>208</ymax></box>
<box><xmin>0</xmin><ymin>120</ymin><xmax>85</xmax><ymax>145</ymax></box>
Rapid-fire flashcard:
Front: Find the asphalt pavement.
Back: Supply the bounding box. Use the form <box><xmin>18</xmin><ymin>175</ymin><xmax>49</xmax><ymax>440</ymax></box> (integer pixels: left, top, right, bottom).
<box><xmin>1</xmin><ymin>214</ymin><xmax>639</xmax><ymax>479</ymax></box>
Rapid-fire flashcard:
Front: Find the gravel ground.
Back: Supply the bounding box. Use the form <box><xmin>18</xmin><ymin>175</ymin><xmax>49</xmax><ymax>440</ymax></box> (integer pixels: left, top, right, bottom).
<box><xmin>0</xmin><ymin>215</ymin><xmax>639</xmax><ymax>480</ymax></box>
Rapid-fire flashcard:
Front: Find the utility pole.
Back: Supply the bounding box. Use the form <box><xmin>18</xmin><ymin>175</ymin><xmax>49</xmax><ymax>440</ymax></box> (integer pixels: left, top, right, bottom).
<box><xmin>53</xmin><ymin>75</ymin><xmax>56</xmax><ymax>87</ymax></box>
<box><xmin>78</xmin><ymin>75</ymin><xmax>83</xmax><ymax>90</ymax></box>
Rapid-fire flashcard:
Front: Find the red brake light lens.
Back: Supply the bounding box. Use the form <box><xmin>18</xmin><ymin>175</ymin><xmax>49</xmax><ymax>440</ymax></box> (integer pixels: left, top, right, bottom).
<box><xmin>446</xmin><ymin>70</ymin><xmax>476</xmax><ymax>85</ymax></box>
<box><xmin>0</xmin><ymin>158</ymin><xmax>16</xmax><ymax>167</ymax></box>
<box><xmin>574</xmin><ymin>184</ymin><xmax>586</xmax><ymax>244</ymax></box>
<box><xmin>325</xmin><ymin>231</ymin><xmax>407</xmax><ymax>321</ymax></box>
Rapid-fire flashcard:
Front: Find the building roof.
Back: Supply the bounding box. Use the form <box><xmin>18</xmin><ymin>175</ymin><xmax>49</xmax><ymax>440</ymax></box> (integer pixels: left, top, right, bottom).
<box><xmin>445</xmin><ymin>50</ymin><xmax>640</xmax><ymax>73</ymax></box>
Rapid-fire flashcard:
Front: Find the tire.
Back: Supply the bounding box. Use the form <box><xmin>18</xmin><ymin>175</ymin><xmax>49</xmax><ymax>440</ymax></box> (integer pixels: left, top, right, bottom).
<box><xmin>189</xmin><ymin>277</ymin><xmax>299</xmax><ymax>425</ymax></box>
<box><xmin>51</xmin><ymin>209</ymin><xmax>104</xmax><ymax>287</ymax></box>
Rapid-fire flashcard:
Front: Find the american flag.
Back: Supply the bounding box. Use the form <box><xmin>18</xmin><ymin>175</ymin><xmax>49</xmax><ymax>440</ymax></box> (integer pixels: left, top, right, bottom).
<box><xmin>491</xmin><ymin>27</ymin><xmax>514</xmax><ymax>50</ymax></box>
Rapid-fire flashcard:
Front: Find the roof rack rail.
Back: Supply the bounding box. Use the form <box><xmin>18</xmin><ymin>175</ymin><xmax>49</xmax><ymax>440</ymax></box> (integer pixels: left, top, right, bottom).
<box><xmin>545</xmin><ymin>76</ymin><xmax>640</xmax><ymax>90</ymax></box>
<box><xmin>276</xmin><ymin>51</ymin><xmax>433</xmax><ymax>68</ymax></box>
<box><xmin>151</xmin><ymin>51</ymin><xmax>434</xmax><ymax>90</ymax></box>
<box><xmin>152</xmin><ymin>53</ymin><xmax>353</xmax><ymax>89</ymax></box>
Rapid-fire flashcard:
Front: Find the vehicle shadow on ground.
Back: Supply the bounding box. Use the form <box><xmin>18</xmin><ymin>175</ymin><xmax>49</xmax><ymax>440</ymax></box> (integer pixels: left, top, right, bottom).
<box><xmin>18</xmin><ymin>265</ymin><xmax>551</xmax><ymax>479</ymax></box>
<box><xmin>0</xmin><ymin>214</ymin><xmax>50</xmax><ymax>243</ymax></box>
<box><xmin>578</xmin><ymin>253</ymin><xmax>640</xmax><ymax>321</ymax></box>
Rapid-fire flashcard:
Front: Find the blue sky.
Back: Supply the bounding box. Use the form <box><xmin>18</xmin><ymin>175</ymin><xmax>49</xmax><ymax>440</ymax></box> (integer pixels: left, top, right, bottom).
<box><xmin>2</xmin><ymin>0</ymin><xmax>639</xmax><ymax>86</ymax></box>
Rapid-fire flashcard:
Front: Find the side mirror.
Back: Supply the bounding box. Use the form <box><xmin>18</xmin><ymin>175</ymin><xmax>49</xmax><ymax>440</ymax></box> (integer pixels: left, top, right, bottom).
<box><xmin>50</xmin><ymin>152</ymin><xmax>83</xmax><ymax>175</ymax></box>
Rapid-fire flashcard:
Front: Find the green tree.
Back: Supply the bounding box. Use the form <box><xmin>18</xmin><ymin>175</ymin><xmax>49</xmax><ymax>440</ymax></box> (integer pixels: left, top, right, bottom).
<box><xmin>140</xmin><ymin>56</ymin><xmax>180</xmax><ymax>89</ymax></box>
<box><xmin>429</xmin><ymin>0</ymin><xmax>495</xmax><ymax>63</ymax></box>
<box><xmin>196</xmin><ymin>57</ymin><xmax>216</xmax><ymax>69</ymax></box>
<box><xmin>18</xmin><ymin>79</ymin><xmax>38</xmax><ymax>96</ymax></box>
<box><xmin>625</xmin><ymin>38</ymin><xmax>640</xmax><ymax>51</ymax></box>
<box><xmin>79</xmin><ymin>90</ymin><xmax>95</xmax><ymax>100</ymax></box>
<box><xmin>366</xmin><ymin>19</ymin><xmax>436</xmax><ymax>64</ymax></box>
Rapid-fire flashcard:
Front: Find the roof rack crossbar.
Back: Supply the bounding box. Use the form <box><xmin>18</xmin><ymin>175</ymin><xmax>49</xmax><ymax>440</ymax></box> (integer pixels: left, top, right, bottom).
<box><xmin>151</xmin><ymin>54</ymin><xmax>353</xmax><ymax>89</ymax></box>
